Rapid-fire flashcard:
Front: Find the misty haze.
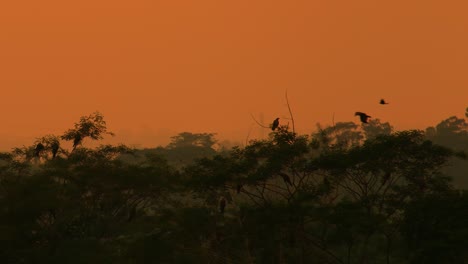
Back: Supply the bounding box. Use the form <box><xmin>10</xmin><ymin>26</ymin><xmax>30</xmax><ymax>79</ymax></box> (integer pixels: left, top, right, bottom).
<box><xmin>2</xmin><ymin>0</ymin><xmax>468</xmax><ymax>263</ymax></box>
<box><xmin>1</xmin><ymin>107</ymin><xmax>468</xmax><ymax>263</ymax></box>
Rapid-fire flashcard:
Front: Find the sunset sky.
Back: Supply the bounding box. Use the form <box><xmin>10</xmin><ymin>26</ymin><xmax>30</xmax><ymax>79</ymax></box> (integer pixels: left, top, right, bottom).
<box><xmin>1</xmin><ymin>0</ymin><xmax>468</xmax><ymax>150</ymax></box>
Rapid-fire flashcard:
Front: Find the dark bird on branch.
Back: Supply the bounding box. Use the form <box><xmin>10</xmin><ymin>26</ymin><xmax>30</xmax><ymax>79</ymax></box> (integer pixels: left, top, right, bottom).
<box><xmin>34</xmin><ymin>143</ymin><xmax>45</xmax><ymax>157</ymax></box>
<box><xmin>382</xmin><ymin>171</ymin><xmax>391</xmax><ymax>185</ymax></box>
<box><xmin>278</xmin><ymin>172</ymin><xmax>292</xmax><ymax>186</ymax></box>
<box><xmin>271</xmin><ymin>118</ymin><xmax>280</xmax><ymax>131</ymax></box>
<box><xmin>379</xmin><ymin>99</ymin><xmax>389</xmax><ymax>105</ymax></box>
<box><xmin>127</xmin><ymin>205</ymin><xmax>137</xmax><ymax>222</ymax></box>
<box><xmin>51</xmin><ymin>141</ymin><xmax>59</xmax><ymax>159</ymax></box>
<box><xmin>355</xmin><ymin>112</ymin><xmax>371</xmax><ymax>124</ymax></box>
<box><xmin>323</xmin><ymin>177</ymin><xmax>330</xmax><ymax>189</ymax></box>
<box><xmin>219</xmin><ymin>197</ymin><xmax>226</xmax><ymax>214</ymax></box>
<box><xmin>73</xmin><ymin>134</ymin><xmax>82</xmax><ymax>150</ymax></box>
<box><xmin>236</xmin><ymin>184</ymin><xmax>243</xmax><ymax>194</ymax></box>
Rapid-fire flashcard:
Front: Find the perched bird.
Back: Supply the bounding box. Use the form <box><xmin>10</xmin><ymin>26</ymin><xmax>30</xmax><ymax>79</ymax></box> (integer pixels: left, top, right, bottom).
<box><xmin>323</xmin><ymin>177</ymin><xmax>330</xmax><ymax>189</ymax></box>
<box><xmin>382</xmin><ymin>171</ymin><xmax>391</xmax><ymax>185</ymax></box>
<box><xmin>379</xmin><ymin>99</ymin><xmax>389</xmax><ymax>105</ymax></box>
<box><xmin>127</xmin><ymin>205</ymin><xmax>137</xmax><ymax>222</ymax></box>
<box><xmin>236</xmin><ymin>184</ymin><xmax>243</xmax><ymax>194</ymax></box>
<box><xmin>34</xmin><ymin>143</ymin><xmax>45</xmax><ymax>157</ymax></box>
<box><xmin>278</xmin><ymin>172</ymin><xmax>292</xmax><ymax>186</ymax></box>
<box><xmin>219</xmin><ymin>197</ymin><xmax>226</xmax><ymax>214</ymax></box>
<box><xmin>51</xmin><ymin>141</ymin><xmax>59</xmax><ymax>159</ymax></box>
<box><xmin>271</xmin><ymin>118</ymin><xmax>280</xmax><ymax>131</ymax></box>
<box><xmin>73</xmin><ymin>134</ymin><xmax>82</xmax><ymax>150</ymax></box>
<box><xmin>355</xmin><ymin>112</ymin><xmax>371</xmax><ymax>124</ymax></box>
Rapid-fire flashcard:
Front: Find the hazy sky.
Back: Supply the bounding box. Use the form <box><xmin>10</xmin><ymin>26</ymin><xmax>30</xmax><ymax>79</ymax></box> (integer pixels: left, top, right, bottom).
<box><xmin>1</xmin><ymin>1</ymin><xmax>468</xmax><ymax>150</ymax></box>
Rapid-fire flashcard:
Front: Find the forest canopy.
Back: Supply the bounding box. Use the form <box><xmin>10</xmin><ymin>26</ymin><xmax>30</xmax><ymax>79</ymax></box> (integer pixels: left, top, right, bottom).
<box><xmin>0</xmin><ymin>112</ymin><xmax>467</xmax><ymax>264</ymax></box>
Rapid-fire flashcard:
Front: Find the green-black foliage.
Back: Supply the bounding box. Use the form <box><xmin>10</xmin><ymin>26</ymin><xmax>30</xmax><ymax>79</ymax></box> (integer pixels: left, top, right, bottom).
<box><xmin>164</xmin><ymin>132</ymin><xmax>218</xmax><ymax>167</ymax></box>
<box><xmin>61</xmin><ymin>111</ymin><xmax>114</xmax><ymax>147</ymax></box>
<box><xmin>401</xmin><ymin>191</ymin><xmax>468</xmax><ymax>264</ymax></box>
<box><xmin>34</xmin><ymin>135</ymin><xmax>64</xmax><ymax>159</ymax></box>
<box><xmin>0</xmin><ymin>113</ymin><xmax>176</xmax><ymax>263</ymax></box>
<box><xmin>1</xmin><ymin>113</ymin><xmax>468</xmax><ymax>264</ymax></box>
<box><xmin>310</xmin><ymin>118</ymin><xmax>392</xmax><ymax>152</ymax></box>
<box><xmin>182</xmin><ymin>127</ymin><xmax>464</xmax><ymax>263</ymax></box>
<box><xmin>0</xmin><ymin>144</ymin><xmax>178</xmax><ymax>263</ymax></box>
<box><xmin>426</xmin><ymin>116</ymin><xmax>468</xmax><ymax>150</ymax></box>
<box><xmin>168</xmin><ymin>132</ymin><xmax>217</xmax><ymax>149</ymax></box>
<box><xmin>123</xmin><ymin>132</ymin><xmax>219</xmax><ymax>169</ymax></box>
<box><xmin>425</xmin><ymin>114</ymin><xmax>468</xmax><ymax>188</ymax></box>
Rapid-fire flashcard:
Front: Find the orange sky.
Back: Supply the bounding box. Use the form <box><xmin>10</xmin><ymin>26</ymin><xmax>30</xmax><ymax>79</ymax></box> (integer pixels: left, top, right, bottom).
<box><xmin>1</xmin><ymin>0</ymin><xmax>468</xmax><ymax>150</ymax></box>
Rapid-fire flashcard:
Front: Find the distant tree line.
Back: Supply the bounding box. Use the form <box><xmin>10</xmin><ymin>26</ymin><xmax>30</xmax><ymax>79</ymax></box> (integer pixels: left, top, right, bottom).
<box><xmin>0</xmin><ymin>111</ymin><xmax>467</xmax><ymax>263</ymax></box>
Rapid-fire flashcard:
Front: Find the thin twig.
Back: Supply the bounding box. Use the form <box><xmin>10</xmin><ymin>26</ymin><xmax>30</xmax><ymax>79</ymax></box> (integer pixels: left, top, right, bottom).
<box><xmin>332</xmin><ymin>112</ymin><xmax>336</xmax><ymax>129</ymax></box>
<box><xmin>249</xmin><ymin>113</ymin><xmax>270</xmax><ymax>129</ymax></box>
<box><xmin>245</xmin><ymin>123</ymin><xmax>254</xmax><ymax>146</ymax></box>
<box><xmin>285</xmin><ymin>90</ymin><xmax>295</xmax><ymax>133</ymax></box>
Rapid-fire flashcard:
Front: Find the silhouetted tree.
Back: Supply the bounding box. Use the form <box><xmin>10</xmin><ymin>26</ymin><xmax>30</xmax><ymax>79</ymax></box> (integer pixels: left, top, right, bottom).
<box><xmin>168</xmin><ymin>132</ymin><xmax>217</xmax><ymax>149</ymax></box>
<box><xmin>425</xmin><ymin>115</ymin><xmax>468</xmax><ymax>189</ymax></box>
<box><xmin>311</xmin><ymin>122</ymin><xmax>363</xmax><ymax>151</ymax></box>
<box><xmin>362</xmin><ymin>118</ymin><xmax>393</xmax><ymax>139</ymax></box>
<box><xmin>2</xmin><ymin>111</ymin><xmax>468</xmax><ymax>264</ymax></box>
<box><xmin>34</xmin><ymin>143</ymin><xmax>45</xmax><ymax>157</ymax></box>
<box><xmin>34</xmin><ymin>135</ymin><xmax>63</xmax><ymax>159</ymax></box>
<box><xmin>61</xmin><ymin>111</ymin><xmax>114</xmax><ymax>150</ymax></box>
<box><xmin>401</xmin><ymin>191</ymin><xmax>468</xmax><ymax>264</ymax></box>
<box><xmin>426</xmin><ymin>116</ymin><xmax>468</xmax><ymax>150</ymax></box>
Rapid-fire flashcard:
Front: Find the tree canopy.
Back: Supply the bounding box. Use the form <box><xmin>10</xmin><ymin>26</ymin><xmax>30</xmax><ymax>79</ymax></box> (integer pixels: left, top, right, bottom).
<box><xmin>0</xmin><ymin>112</ymin><xmax>467</xmax><ymax>263</ymax></box>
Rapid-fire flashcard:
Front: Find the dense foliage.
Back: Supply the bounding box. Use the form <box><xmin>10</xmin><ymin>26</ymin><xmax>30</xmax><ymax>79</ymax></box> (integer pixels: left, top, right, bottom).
<box><xmin>0</xmin><ymin>113</ymin><xmax>467</xmax><ymax>263</ymax></box>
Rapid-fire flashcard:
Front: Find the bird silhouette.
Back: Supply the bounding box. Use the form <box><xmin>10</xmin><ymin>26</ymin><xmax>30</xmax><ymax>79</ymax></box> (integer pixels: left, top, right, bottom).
<box><xmin>51</xmin><ymin>141</ymin><xmax>59</xmax><ymax>159</ymax></box>
<box><xmin>127</xmin><ymin>205</ymin><xmax>137</xmax><ymax>222</ymax></box>
<box><xmin>278</xmin><ymin>172</ymin><xmax>292</xmax><ymax>186</ymax></box>
<box><xmin>73</xmin><ymin>134</ymin><xmax>82</xmax><ymax>150</ymax></box>
<box><xmin>219</xmin><ymin>197</ymin><xmax>226</xmax><ymax>214</ymax></box>
<box><xmin>355</xmin><ymin>112</ymin><xmax>371</xmax><ymax>123</ymax></box>
<box><xmin>271</xmin><ymin>118</ymin><xmax>280</xmax><ymax>131</ymax></box>
<box><xmin>34</xmin><ymin>143</ymin><xmax>45</xmax><ymax>157</ymax></box>
<box><xmin>236</xmin><ymin>184</ymin><xmax>243</xmax><ymax>194</ymax></box>
<box><xmin>379</xmin><ymin>99</ymin><xmax>389</xmax><ymax>105</ymax></box>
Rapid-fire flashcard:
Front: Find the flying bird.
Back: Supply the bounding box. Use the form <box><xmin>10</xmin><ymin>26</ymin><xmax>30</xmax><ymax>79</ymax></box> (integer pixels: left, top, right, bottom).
<box><xmin>379</xmin><ymin>99</ymin><xmax>389</xmax><ymax>105</ymax></box>
<box><xmin>34</xmin><ymin>143</ymin><xmax>45</xmax><ymax>157</ymax></box>
<box><xmin>271</xmin><ymin>118</ymin><xmax>280</xmax><ymax>131</ymax></box>
<box><xmin>355</xmin><ymin>112</ymin><xmax>371</xmax><ymax>124</ymax></box>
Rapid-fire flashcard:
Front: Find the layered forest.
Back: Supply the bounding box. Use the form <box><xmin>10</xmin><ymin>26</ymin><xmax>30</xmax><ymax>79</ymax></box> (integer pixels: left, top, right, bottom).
<box><xmin>1</xmin><ymin>111</ymin><xmax>468</xmax><ymax>264</ymax></box>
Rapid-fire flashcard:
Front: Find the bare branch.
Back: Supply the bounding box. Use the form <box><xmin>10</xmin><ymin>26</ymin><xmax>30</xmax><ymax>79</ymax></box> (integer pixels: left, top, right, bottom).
<box><xmin>245</xmin><ymin>123</ymin><xmax>254</xmax><ymax>146</ymax></box>
<box><xmin>249</xmin><ymin>113</ymin><xmax>270</xmax><ymax>129</ymax></box>
<box><xmin>285</xmin><ymin>90</ymin><xmax>295</xmax><ymax>133</ymax></box>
